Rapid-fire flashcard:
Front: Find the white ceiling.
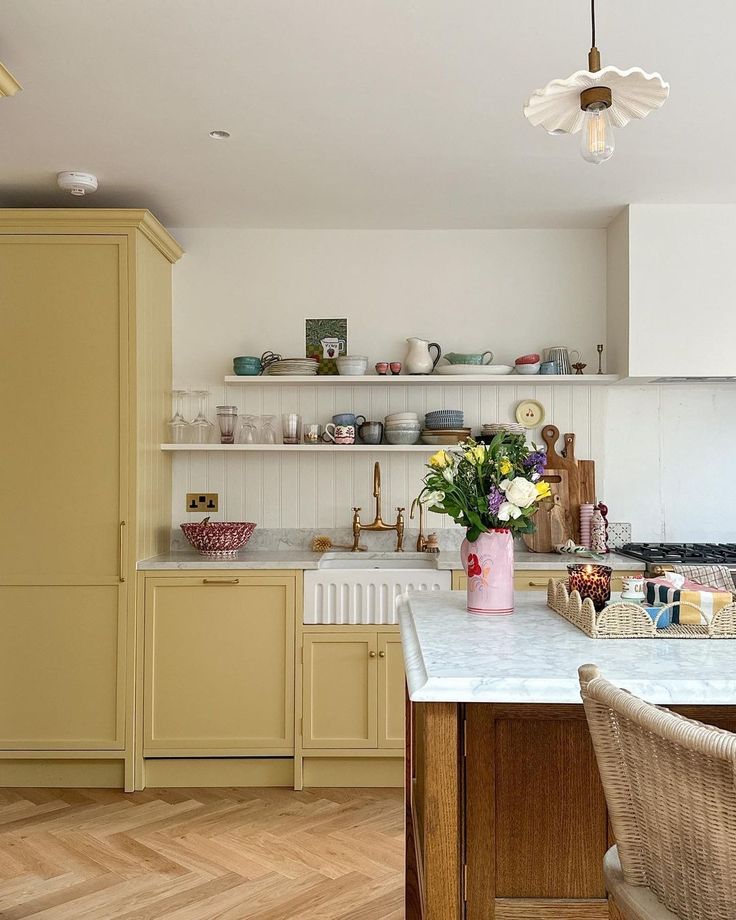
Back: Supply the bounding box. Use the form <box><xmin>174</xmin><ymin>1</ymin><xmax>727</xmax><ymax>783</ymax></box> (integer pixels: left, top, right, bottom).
<box><xmin>0</xmin><ymin>1</ymin><xmax>724</xmax><ymax>228</ymax></box>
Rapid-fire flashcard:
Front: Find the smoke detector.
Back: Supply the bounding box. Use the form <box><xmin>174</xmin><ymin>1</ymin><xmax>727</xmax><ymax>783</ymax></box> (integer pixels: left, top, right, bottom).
<box><xmin>57</xmin><ymin>171</ymin><xmax>98</xmax><ymax>197</ymax></box>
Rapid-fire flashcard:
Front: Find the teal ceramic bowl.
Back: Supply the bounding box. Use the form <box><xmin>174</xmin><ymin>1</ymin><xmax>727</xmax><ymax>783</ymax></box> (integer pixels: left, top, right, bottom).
<box><xmin>233</xmin><ymin>356</ymin><xmax>262</xmax><ymax>376</ymax></box>
<box><xmin>444</xmin><ymin>351</ymin><xmax>493</xmax><ymax>366</ymax></box>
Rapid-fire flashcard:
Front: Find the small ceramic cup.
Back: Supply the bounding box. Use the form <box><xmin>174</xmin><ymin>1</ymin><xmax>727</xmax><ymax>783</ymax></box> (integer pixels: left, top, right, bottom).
<box><xmin>358</xmin><ymin>420</ymin><xmax>384</xmax><ymax>445</ymax></box>
<box><xmin>323</xmin><ymin>423</ymin><xmax>355</xmax><ymax>445</ymax></box>
<box><xmin>332</xmin><ymin>413</ymin><xmax>365</xmax><ymax>427</ymax></box>
<box><xmin>390</xmin><ymin>361</ymin><xmax>402</xmax><ymax>375</ymax></box>
<box><xmin>303</xmin><ymin>423</ymin><xmax>322</xmax><ymax>443</ymax></box>
<box><xmin>539</xmin><ymin>361</ymin><xmax>558</xmax><ymax>375</ymax></box>
<box><xmin>621</xmin><ymin>576</ymin><xmax>646</xmax><ymax>601</ymax></box>
<box><xmin>375</xmin><ymin>362</ymin><xmax>389</xmax><ymax>375</ymax></box>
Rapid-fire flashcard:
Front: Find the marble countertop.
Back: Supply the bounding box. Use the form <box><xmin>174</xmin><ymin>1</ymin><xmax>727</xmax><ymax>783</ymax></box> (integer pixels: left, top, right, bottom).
<box><xmin>400</xmin><ymin>590</ymin><xmax>736</xmax><ymax>705</ymax></box>
<box><xmin>137</xmin><ymin>549</ymin><xmax>644</xmax><ymax>571</ymax></box>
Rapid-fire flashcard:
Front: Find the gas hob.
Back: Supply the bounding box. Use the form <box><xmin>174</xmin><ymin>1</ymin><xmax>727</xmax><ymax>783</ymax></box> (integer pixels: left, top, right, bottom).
<box><xmin>618</xmin><ymin>542</ymin><xmax>736</xmax><ymax>568</ymax></box>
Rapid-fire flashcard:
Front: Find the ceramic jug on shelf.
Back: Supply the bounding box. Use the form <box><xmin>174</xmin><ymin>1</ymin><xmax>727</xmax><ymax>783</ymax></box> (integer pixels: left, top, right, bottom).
<box><xmin>405</xmin><ymin>337</ymin><xmax>442</xmax><ymax>375</ymax></box>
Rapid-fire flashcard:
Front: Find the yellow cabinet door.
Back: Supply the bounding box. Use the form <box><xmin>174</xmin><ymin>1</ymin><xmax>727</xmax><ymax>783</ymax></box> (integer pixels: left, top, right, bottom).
<box><xmin>0</xmin><ymin>586</ymin><xmax>125</xmax><ymax>749</ymax></box>
<box><xmin>144</xmin><ymin>576</ymin><xmax>295</xmax><ymax>754</ymax></box>
<box><xmin>0</xmin><ymin>236</ymin><xmax>127</xmax><ymax>583</ymax></box>
<box><xmin>377</xmin><ymin>633</ymin><xmax>405</xmax><ymax>750</ymax></box>
<box><xmin>302</xmin><ymin>634</ymin><xmax>377</xmax><ymax>749</ymax></box>
<box><xmin>516</xmin><ymin>569</ymin><xmax>643</xmax><ymax>592</ymax></box>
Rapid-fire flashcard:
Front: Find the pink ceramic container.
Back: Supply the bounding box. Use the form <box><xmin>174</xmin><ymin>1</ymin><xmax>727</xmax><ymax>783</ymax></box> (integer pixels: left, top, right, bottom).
<box><xmin>375</xmin><ymin>362</ymin><xmax>389</xmax><ymax>375</ymax></box>
<box><xmin>461</xmin><ymin>529</ymin><xmax>514</xmax><ymax>615</ymax></box>
<box><xmin>390</xmin><ymin>361</ymin><xmax>402</xmax><ymax>375</ymax></box>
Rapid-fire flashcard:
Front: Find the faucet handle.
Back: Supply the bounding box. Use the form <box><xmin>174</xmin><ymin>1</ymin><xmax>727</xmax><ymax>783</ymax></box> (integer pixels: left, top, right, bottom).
<box><xmin>352</xmin><ymin>506</ymin><xmax>361</xmax><ymax>513</ymax></box>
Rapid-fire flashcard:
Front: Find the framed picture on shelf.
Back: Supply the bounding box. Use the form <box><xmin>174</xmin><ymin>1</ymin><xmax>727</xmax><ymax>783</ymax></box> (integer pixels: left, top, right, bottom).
<box><xmin>305</xmin><ymin>317</ymin><xmax>348</xmax><ymax>375</ymax></box>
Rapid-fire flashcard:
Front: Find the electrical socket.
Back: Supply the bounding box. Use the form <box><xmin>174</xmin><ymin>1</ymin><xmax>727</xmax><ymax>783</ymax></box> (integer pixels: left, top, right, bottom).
<box><xmin>186</xmin><ymin>493</ymin><xmax>218</xmax><ymax>513</ymax></box>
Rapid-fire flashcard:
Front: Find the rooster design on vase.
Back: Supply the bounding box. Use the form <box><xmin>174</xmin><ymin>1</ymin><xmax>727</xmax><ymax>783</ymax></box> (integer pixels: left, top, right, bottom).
<box><xmin>420</xmin><ymin>436</ymin><xmax>550</xmax><ymax>615</ymax></box>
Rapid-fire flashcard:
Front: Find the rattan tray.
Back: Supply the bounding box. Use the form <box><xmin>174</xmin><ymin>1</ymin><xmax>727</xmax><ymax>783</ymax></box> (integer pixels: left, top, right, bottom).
<box><xmin>546</xmin><ymin>579</ymin><xmax>736</xmax><ymax>639</ymax></box>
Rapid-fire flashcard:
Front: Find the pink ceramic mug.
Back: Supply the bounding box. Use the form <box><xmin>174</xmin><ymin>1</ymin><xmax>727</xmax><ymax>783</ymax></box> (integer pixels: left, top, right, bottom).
<box><xmin>375</xmin><ymin>362</ymin><xmax>389</xmax><ymax>375</ymax></box>
<box><xmin>323</xmin><ymin>423</ymin><xmax>355</xmax><ymax>445</ymax></box>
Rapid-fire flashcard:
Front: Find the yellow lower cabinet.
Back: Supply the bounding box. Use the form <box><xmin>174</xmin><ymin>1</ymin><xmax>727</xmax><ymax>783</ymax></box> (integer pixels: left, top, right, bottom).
<box><xmin>0</xmin><ymin>585</ymin><xmax>125</xmax><ymax>750</ymax></box>
<box><xmin>378</xmin><ymin>632</ymin><xmax>405</xmax><ymax>749</ymax></box>
<box><xmin>456</xmin><ymin>569</ymin><xmax>642</xmax><ymax>592</ymax></box>
<box><xmin>302</xmin><ymin>633</ymin><xmax>377</xmax><ymax>749</ymax></box>
<box><xmin>302</xmin><ymin>629</ymin><xmax>404</xmax><ymax>752</ymax></box>
<box><xmin>144</xmin><ymin>574</ymin><xmax>295</xmax><ymax>755</ymax></box>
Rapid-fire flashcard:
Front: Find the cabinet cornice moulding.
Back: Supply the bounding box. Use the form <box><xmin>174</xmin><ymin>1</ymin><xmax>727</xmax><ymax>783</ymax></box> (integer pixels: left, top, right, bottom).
<box><xmin>0</xmin><ymin>209</ymin><xmax>183</xmax><ymax>263</ymax></box>
<box><xmin>0</xmin><ymin>61</ymin><xmax>21</xmax><ymax>97</ymax></box>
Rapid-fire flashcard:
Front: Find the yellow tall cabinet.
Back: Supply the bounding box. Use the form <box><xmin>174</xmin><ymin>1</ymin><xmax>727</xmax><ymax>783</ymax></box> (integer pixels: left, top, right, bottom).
<box><xmin>0</xmin><ymin>210</ymin><xmax>182</xmax><ymax>790</ymax></box>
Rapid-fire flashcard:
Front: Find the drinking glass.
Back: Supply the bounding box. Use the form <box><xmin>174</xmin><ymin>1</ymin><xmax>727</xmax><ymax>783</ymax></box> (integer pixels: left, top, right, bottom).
<box><xmin>237</xmin><ymin>414</ymin><xmax>259</xmax><ymax>444</ymax></box>
<box><xmin>216</xmin><ymin>405</ymin><xmax>239</xmax><ymax>444</ymax></box>
<box><xmin>190</xmin><ymin>390</ymin><xmax>215</xmax><ymax>444</ymax></box>
<box><xmin>281</xmin><ymin>413</ymin><xmax>302</xmax><ymax>445</ymax></box>
<box><xmin>260</xmin><ymin>415</ymin><xmax>278</xmax><ymax>444</ymax></box>
<box><xmin>168</xmin><ymin>389</ymin><xmax>190</xmax><ymax>443</ymax></box>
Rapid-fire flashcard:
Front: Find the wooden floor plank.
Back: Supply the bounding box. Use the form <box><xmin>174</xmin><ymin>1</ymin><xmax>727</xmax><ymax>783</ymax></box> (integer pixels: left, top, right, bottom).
<box><xmin>0</xmin><ymin>787</ymin><xmax>403</xmax><ymax>920</ymax></box>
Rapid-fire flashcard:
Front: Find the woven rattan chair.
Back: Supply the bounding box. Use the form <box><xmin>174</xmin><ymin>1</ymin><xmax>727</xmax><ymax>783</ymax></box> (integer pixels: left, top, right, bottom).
<box><xmin>578</xmin><ymin>665</ymin><xmax>736</xmax><ymax>920</ymax></box>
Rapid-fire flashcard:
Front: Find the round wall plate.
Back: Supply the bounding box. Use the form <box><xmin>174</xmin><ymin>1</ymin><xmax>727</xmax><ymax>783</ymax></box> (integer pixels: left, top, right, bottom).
<box><xmin>515</xmin><ymin>399</ymin><xmax>545</xmax><ymax>429</ymax></box>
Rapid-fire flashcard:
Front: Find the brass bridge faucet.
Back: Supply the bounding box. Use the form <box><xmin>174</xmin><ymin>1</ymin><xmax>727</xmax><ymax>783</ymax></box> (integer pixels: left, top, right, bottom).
<box><xmin>352</xmin><ymin>461</ymin><xmax>405</xmax><ymax>552</ymax></box>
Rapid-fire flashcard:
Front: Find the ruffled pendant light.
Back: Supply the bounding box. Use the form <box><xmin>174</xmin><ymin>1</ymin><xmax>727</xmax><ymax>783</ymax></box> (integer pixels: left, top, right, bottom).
<box><xmin>523</xmin><ymin>0</ymin><xmax>669</xmax><ymax>164</ymax></box>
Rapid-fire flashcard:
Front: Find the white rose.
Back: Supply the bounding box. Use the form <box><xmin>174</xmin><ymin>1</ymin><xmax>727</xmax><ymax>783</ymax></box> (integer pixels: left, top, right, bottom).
<box><xmin>422</xmin><ymin>490</ymin><xmax>445</xmax><ymax>507</ymax></box>
<box><xmin>498</xmin><ymin>501</ymin><xmax>522</xmax><ymax>521</ymax></box>
<box><xmin>500</xmin><ymin>477</ymin><xmax>537</xmax><ymax>509</ymax></box>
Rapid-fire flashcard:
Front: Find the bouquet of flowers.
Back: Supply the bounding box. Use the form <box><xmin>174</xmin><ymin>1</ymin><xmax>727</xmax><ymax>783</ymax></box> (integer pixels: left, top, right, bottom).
<box><xmin>420</xmin><ymin>434</ymin><xmax>551</xmax><ymax>542</ymax></box>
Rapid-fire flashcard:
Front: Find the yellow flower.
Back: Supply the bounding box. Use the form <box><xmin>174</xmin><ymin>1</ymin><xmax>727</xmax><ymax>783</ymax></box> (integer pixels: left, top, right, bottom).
<box><xmin>464</xmin><ymin>445</ymin><xmax>486</xmax><ymax>465</ymax></box>
<box><xmin>429</xmin><ymin>450</ymin><xmax>451</xmax><ymax>470</ymax></box>
<box><xmin>499</xmin><ymin>458</ymin><xmax>512</xmax><ymax>475</ymax></box>
<box><xmin>535</xmin><ymin>481</ymin><xmax>552</xmax><ymax>501</ymax></box>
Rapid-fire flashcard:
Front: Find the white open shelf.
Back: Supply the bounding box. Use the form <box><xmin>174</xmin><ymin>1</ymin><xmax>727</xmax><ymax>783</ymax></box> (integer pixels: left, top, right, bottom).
<box><xmin>224</xmin><ymin>374</ymin><xmax>619</xmax><ymax>386</ymax></box>
<box><xmin>161</xmin><ymin>443</ymin><xmax>437</xmax><ymax>452</ymax></box>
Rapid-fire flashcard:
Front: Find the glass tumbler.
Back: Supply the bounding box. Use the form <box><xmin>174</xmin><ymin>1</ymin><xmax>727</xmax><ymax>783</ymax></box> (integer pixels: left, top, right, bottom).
<box><xmin>281</xmin><ymin>413</ymin><xmax>302</xmax><ymax>445</ymax></box>
<box><xmin>216</xmin><ymin>405</ymin><xmax>239</xmax><ymax>444</ymax></box>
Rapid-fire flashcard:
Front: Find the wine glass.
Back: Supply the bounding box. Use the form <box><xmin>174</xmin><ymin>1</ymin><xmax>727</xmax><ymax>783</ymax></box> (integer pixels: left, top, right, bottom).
<box><xmin>237</xmin><ymin>414</ymin><xmax>259</xmax><ymax>444</ymax></box>
<box><xmin>260</xmin><ymin>415</ymin><xmax>278</xmax><ymax>444</ymax></box>
<box><xmin>190</xmin><ymin>390</ymin><xmax>214</xmax><ymax>444</ymax></box>
<box><xmin>168</xmin><ymin>389</ymin><xmax>190</xmax><ymax>443</ymax></box>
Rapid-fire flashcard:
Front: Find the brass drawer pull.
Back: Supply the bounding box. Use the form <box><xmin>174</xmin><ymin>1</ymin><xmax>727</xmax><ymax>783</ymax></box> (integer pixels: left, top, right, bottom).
<box><xmin>119</xmin><ymin>521</ymin><xmax>126</xmax><ymax>583</ymax></box>
<box><xmin>378</xmin><ymin>650</ymin><xmax>386</xmax><ymax>658</ymax></box>
<box><xmin>202</xmin><ymin>578</ymin><xmax>240</xmax><ymax>585</ymax></box>
<box><xmin>369</xmin><ymin>650</ymin><xmax>377</xmax><ymax>658</ymax></box>
<box><xmin>527</xmin><ymin>580</ymin><xmax>549</xmax><ymax>587</ymax></box>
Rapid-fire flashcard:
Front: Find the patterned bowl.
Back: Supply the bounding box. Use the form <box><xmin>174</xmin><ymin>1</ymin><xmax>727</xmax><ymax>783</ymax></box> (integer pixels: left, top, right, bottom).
<box><xmin>181</xmin><ymin>521</ymin><xmax>257</xmax><ymax>557</ymax></box>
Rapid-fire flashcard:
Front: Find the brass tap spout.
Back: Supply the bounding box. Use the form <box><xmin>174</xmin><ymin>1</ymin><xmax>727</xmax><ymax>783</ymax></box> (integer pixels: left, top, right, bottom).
<box><xmin>410</xmin><ymin>496</ymin><xmax>428</xmax><ymax>552</ymax></box>
<box><xmin>351</xmin><ymin>461</ymin><xmax>405</xmax><ymax>552</ymax></box>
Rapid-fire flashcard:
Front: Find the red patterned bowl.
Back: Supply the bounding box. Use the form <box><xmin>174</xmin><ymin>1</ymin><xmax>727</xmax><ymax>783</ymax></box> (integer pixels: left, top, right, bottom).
<box><xmin>181</xmin><ymin>521</ymin><xmax>257</xmax><ymax>557</ymax></box>
<box><xmin>515</xmin><ymin>353</ymin><xmax>541</xmax><ymax>365</ymax></box>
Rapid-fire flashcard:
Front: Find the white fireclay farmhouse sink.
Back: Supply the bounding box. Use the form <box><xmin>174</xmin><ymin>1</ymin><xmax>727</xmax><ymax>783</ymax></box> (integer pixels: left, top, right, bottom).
<box><xmin>304</xmin><ymin>556</ymin><xmax>450</xmax><ymax>625</ymax></box>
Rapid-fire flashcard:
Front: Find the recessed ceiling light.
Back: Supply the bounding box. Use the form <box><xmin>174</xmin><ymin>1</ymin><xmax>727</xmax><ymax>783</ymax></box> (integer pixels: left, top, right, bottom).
<box><xmin>209</xmin><ymin>130</ymin><xmax>230</xmax><ymax>139</ymax></box>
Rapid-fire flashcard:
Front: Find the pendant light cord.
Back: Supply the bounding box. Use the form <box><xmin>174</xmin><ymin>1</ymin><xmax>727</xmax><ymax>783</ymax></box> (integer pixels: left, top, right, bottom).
<box><xmin>591</xmin><ymin>0</ymin><xmax>596</xmax><ymax>48</ymax></box>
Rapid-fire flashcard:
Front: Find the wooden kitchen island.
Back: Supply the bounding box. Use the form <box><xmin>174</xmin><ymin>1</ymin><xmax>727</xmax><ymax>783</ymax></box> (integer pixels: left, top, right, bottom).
<box><xmin>399</xmin><ymin>590</ymin><xmax>736</xmax><ymax>920</ymax></box>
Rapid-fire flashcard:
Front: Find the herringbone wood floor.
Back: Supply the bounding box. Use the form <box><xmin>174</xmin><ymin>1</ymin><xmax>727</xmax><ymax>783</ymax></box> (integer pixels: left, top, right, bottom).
<box><xmin>0</xmin><ymin>787</ymin><xmax>404</xmax><ymax>919</ymax></box>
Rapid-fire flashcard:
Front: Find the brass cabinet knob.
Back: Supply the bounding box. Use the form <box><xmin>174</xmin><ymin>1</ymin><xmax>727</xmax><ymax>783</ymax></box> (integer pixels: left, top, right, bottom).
<box><xmin>369</xmin><ymin>650</ymin><xmax>377</xmax><ymax>658</ymax></box>
<box><xmin>378</xmin><ymin>650</ymin><xmax>386</xmax><ymax>658</ymax></box>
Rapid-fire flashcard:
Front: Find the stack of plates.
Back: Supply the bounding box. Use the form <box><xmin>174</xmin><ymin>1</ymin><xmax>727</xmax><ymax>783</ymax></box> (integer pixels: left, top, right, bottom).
<box><xmin>264</xmin><ymin>358</ymin><xmax>319</xmax><ymax>376</ymax></box>
<box><xmin>421</xmin><ymin>428</ymin><xmax>471</xmax><ymax>446</ymax></box>
<box><xmin>424</xmin><ymin>409</ymin><xmax>464</xmax><ymax>430</ymax></box>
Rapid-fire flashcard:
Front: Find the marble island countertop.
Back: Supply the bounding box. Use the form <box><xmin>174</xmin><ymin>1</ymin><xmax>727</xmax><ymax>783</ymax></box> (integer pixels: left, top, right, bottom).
<box><xmin>400</xmin><ymin>590</ymin><xmax>736</xmax><ymax>706</ymax></box>
<box><xmin>137</xmin><ymin>548</ymin><xmax>644</xmax><ymax>571</ymax></box>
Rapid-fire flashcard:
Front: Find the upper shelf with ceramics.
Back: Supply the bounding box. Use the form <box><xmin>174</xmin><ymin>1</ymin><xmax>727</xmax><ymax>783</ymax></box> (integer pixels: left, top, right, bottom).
<box><xmin>224</xmin><ymin>374</ymin><xmax>620</xmax><ymax>385</ymax></box>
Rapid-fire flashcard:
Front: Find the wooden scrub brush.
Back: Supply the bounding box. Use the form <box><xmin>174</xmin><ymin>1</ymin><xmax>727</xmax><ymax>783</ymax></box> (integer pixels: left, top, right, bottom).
<box><xmin>311</xmin><ymin>535</ymin><xmax>366</xmax><ymax>552</ymax></box>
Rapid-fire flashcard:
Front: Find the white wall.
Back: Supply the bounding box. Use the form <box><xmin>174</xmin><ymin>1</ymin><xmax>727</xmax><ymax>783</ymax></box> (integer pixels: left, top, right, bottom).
<box><xmin>169</xmin><ymin>227</ymin><xmax>736</xmax><ymax>542</ymax></box>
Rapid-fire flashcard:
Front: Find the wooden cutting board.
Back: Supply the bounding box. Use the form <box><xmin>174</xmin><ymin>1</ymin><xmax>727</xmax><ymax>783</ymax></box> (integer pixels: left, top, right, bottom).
<box><xmin>522</xmin><ymin>466</ymin><xmax>571</xmax><ymax>553</ymax></box>
<box><xmin>541</xmin><ymin>425</ymin><xmax>580</xmax><ymax>540</ymax></box>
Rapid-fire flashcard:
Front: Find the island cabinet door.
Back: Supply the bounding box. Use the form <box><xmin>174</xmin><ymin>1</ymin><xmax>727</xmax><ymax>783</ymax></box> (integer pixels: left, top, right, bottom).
<box><xmin>377</xmin><ymin>633</ymin><xmax>405</xmax><ymax>749</ymax></box>
<box><xmin>302</xmin><ymin>634</ymin><xmax>377</xmax><ymax>749</ymax></box>
<box><xmin>464</xmin><ymin>704</ymin><xmax>608</xmax><ymax>919</ymax></box>
<box><xmin>144</xmin><ymin>575</ymin><xmax>295</xmax><ymax>754</ymax></box>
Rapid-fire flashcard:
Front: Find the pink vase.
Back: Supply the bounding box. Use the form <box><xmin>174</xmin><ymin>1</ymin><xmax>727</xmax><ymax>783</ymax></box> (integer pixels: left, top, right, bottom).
<box><xmin>460</xmin><ymin>529</ymin><xmax>514</xmax><ymax>615</ymax></box>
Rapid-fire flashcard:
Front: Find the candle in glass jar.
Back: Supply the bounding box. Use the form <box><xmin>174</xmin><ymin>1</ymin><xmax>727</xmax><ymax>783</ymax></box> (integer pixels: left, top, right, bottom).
<box><xmin>567</xmin><ymin>563</ymin><xmax>612</xmax><ymax>612</ymax></box>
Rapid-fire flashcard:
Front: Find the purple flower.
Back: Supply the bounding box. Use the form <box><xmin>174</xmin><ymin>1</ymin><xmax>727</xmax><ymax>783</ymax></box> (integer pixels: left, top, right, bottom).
<box><xmin>523</xmin><ymin>450</ymin><xmax>547</xmax><ymax>476</ymax></box>
<box><xmin>488</xmin><ymin>486</ymin><xmax>504</xmax><ymax>516</ymax></box>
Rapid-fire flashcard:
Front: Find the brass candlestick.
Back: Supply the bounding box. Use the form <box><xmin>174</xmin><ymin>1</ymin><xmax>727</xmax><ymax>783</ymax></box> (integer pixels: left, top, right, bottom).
<box><xmin>596</xmin><ymin>344</ymin><xmax>604</xmax><ymax>375</ymax></box>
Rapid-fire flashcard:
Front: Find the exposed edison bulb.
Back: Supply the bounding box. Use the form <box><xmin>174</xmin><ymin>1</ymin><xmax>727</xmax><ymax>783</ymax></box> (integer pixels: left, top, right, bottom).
<box><xmin>580</xmin><ymin>103</ymin><xmax>615</xmax><ymax>164</ymax></box>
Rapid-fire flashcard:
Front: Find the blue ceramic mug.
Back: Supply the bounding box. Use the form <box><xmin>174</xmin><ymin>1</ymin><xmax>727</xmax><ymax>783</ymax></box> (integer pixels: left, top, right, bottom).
<box><xmin>539</xmin><ymin>361</ymin><xmax>558</xmax><ymax>375</ymax></box>
<box><xmin>333</xmin><ymin>413</ymin><xmax>366</xmax><ymax>427</ymax></box>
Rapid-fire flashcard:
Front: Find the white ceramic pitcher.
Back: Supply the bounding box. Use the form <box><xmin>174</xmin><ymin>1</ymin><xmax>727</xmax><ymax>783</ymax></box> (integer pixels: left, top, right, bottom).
<box><xmin>405</xmin><ymin>337</ymin><xmax>442</xmax><ymax>375</ymax></box>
